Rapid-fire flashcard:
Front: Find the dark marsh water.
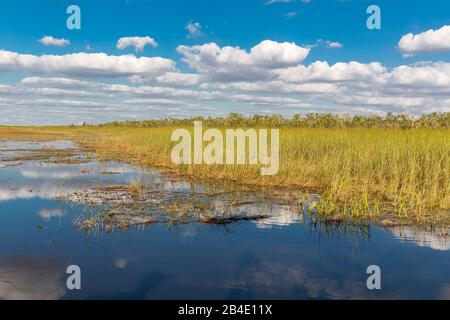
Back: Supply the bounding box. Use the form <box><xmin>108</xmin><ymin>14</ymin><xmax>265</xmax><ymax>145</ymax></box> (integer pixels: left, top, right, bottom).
<box><xmin>0</xmin><ymin>140</ymin><xmax>449</xmax><ymax>300</ymax></box>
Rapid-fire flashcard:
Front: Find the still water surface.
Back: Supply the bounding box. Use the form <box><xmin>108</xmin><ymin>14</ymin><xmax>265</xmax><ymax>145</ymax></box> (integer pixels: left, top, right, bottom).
<box><xmin>0</xmin><ymin>140</ymin><xmax>449</xmax><ymax>299</ymax></box>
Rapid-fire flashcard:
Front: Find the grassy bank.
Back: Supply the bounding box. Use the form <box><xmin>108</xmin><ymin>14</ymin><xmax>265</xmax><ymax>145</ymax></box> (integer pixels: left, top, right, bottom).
<box><xmin>1</xmin><ymin>123</ymin><xmax>449</xmax><ymax>225</ymax></box>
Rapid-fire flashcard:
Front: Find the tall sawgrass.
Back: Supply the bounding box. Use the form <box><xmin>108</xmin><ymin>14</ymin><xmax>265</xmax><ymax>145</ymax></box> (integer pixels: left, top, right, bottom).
<box><xmin>73</xmin><ymin>126</ymin><xmax>450</xmax><ymax>220</ymax></box>
<box><xmin>1</xmin><ymin>121</ymin><xmax>449</xmax><ymax>223</ymax></box>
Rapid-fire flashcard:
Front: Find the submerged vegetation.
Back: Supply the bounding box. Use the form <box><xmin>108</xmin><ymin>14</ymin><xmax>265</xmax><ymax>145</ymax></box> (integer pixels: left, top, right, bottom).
<box><xmin>65</xmin><ymin>183</ymin><xmax>275</xmax><ymax>231</ymax></box>
<box><xmin>1</xmin><ymin>112</ymin><xmax>449</xmax><ymax>226</ymax></box>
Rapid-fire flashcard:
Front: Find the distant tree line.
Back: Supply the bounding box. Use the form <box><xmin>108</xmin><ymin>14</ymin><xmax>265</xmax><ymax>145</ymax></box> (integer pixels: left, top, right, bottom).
<box><xmin>102</xmin><ymin>112</ymin><xmax>450</xmax><ymax>129</ymax></box>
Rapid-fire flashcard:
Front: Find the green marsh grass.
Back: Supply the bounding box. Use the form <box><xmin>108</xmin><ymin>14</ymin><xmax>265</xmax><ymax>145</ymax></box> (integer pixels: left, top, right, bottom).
<box><xmin>1</xmin><ymin>122</ymin><xmax>449</xmax><ymax>225</ymax></box>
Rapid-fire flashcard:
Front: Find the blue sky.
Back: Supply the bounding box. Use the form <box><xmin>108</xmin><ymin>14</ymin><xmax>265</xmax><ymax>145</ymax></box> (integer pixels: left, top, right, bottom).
<box><xmin>1</xmin><ymin>0</ymin><xmax>450</xmax><ymax>125</ymax></box>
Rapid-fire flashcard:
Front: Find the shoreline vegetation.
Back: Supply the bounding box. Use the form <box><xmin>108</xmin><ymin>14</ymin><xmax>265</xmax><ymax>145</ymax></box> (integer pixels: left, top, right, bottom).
<box><xmin>1</xmin><ymin>112</ymin><xmax>449</xmax><ymax>227</ymax></box>
<box><xmin>104</xmin><ymin>112</ymin><xmax>450</xmax><ymax>129</ymax></box>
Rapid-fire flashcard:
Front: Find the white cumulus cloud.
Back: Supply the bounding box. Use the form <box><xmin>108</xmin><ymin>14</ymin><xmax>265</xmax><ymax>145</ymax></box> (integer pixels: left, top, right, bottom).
<box><xmin>398</xmin><ymin>25</ymin><xmax>450</xmax><ymax>56</ymax></box>
<box><xmin>274</xmin><ymin>61</ymin><xmax>386</xmax><ymax>83</ymax></box>
<box><xmin>116</xmin><ymin>36</ymin><xmax>158</xmax><ymax>52</ymax></box>
<box><xmin>155</xmin><ymin>72</ymin><xmax>202</xmax><ymax>86</ymax></box>
<box><xmin>0</xmin><ymin>50</ymin><xmax>174</xmax><ymax>77</ymax></box>
<box><xmin>39</xmin><ymin>36</ymin><xmax>70</xmax><ymax>47</ymax></box>
<box><xmin>177</xmin><ymin>40</ymin><xmax>310</xmax><ymax>81</ymax></box>
<box><xmin>185</xmin><ymin>22</ymin><xmax>203</xmax><ymax>38</ymax></box>
<box><xmin>20</xmin><ymin>77</ymin><xmax>93</xmax><ymax>88</ymax></box>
